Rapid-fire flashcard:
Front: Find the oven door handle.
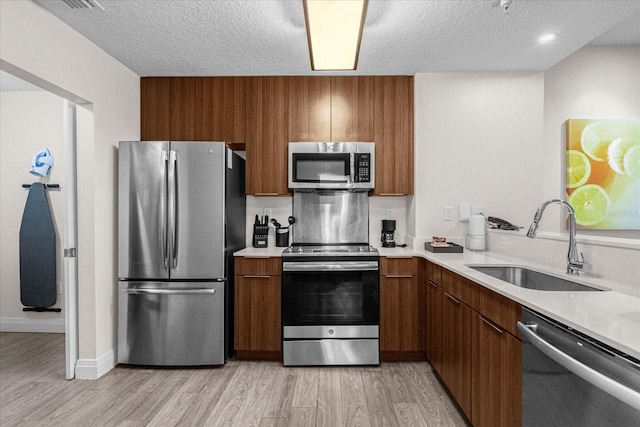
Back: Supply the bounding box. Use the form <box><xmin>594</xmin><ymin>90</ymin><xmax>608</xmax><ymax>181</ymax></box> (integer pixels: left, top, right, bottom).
<box><xmin>283</xmin><ymin>261</ymin><xmax>379</xmax><ymax>272</ymax></box>
<box><xmin>517</xmin><ymin>321</ymin><xmax>640</xmax><ymax>411</ymax></box>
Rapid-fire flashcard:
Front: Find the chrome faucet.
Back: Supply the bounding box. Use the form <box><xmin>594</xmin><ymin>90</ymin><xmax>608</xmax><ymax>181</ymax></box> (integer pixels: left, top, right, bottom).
<box><xmin>527</xmin><ymin>199</ymin><xmax>588</xmax><ymax>275</ymax></box>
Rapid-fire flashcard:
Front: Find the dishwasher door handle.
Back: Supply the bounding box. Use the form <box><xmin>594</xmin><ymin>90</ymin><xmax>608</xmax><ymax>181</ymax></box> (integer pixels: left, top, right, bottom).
<box><xmin>124</xmin><ymin>288</ymin><xmax>216</xmax><ymax>295</ymax></box>
<box><xmin>517</xmin><ymin>321</ymin><xmax>640</xmax><ymax>411</ymax></box>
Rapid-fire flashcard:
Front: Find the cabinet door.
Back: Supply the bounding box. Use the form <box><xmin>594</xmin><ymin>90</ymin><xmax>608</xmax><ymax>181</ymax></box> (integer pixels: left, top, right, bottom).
<box><xmin>425</xmin><ymin>280</ymin><xmax>443</xmax><ymax>373</ymax></box>
<box><xmin>330</xmin><ymin>76</ymin><xmax>375</xmax><ymax>142</ymax></box>
<box><xmin>234</xmin><ymin>274</ymin><xmax>281</xmax><ymax>352</ymax></box>
<box><xmin>140</xmin><ymin>77</ymin><xmax>196</xmax><ymax>141</ymax></box>
<box><xmin>441</xmin><ymin>291</ymin><xmax>471</xmax><ymax>418</ymax></box>
<box><xmin>141</xmin><ymin>77</ymin><xmax>171</xmax><ymax>140</ymax></box>
<box><xmin>471</xmin><ymin>313</ymin><xmax>522</xmax><ymax>427</ymax></box>
<box><xmin>245</xmin><ymin>76</ymin><xmax>289</xmax><ymax>196</ymax></box>
<box><xmin>288</xmin><ymin>76</ymin><xmax>331</xmax><ymax>142</ymax></box>
<box><xmin>195</xmin><ymin>77</ymin><xmax>245</xmax><ymax>145</ymax></box>
<box><xmin>380</xmin><ymin>275</ymin><xmax>420</xmax><ymax>352</ymax></box>
<box><xmin>372</xmin><ymin>76</ymin><xmax>414</xmax><ymax>195</ymax></box>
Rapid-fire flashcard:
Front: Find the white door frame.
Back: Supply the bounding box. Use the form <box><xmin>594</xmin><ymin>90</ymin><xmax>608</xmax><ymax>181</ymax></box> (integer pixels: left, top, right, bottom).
<box><xmin>63</xmin><ymin>100</ymin><xmax>78</xmax><ymax>379</ymax></box>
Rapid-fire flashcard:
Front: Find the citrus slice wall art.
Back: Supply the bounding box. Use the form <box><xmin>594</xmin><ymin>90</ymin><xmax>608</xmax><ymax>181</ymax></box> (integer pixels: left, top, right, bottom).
<box><xmin>566</xmin><ymin>119</ymin><xmax>640</xmax><ymax>230</ymax></box>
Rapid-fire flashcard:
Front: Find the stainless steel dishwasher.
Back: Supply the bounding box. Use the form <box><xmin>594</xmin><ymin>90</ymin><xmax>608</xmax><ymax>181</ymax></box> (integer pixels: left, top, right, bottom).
<box><xmin>518</xmin><ymin>307</ymin><xmax>640</xmax><ymax>426</ymax></box>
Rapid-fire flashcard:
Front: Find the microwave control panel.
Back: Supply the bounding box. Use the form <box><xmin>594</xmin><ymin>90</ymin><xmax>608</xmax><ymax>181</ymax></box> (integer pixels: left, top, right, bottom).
<box><xmin>355</xmin><ymin>153</ymin><xmax>371</xmax><ymax>183</ymax></box>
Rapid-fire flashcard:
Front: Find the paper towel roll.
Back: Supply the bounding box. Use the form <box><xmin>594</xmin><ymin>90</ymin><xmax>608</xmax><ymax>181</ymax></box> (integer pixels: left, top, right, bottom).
<box><xmin>469</xmin><ymin>215</ymin><xmax>485</xmax><ymax>250</ymax></box>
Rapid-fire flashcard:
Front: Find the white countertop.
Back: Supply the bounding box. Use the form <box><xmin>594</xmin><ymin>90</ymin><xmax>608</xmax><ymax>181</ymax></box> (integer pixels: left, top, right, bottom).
<box><xmin>234</xmin><ymin>245</ymin><xmax>640</xmax><ymax>360</ymax></box>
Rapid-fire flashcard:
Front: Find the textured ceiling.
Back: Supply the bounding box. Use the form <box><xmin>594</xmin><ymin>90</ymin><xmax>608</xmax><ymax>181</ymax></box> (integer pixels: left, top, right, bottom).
<box><xmin>30</xmin><ymin>0</ymin><xmax>640</xmax><ymax>76</ymax></box>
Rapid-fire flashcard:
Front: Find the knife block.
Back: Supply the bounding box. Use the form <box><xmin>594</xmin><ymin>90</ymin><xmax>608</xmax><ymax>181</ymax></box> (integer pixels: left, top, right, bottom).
<box><xmin>252</xmin><ymin>224</ymin><xmax>268</xmax><ymax>248</ymax></box>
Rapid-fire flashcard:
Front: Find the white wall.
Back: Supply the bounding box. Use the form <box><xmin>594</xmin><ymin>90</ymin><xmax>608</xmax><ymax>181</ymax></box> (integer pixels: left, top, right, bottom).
<box><xmin>0</xmin><ymin>91</ymin><xmax>65</xmax><ymax>331</ymax></box>
<box><xmin>411</xmin><ymin>48</ymin><xmax>640</xmax><ymax>293</ymax></box>
<box><xmin>412</xmin><ymin>72</ymin><xmax>545</xmax><ymax>244</ymax></box>
<box><xmin>1</xmin><ymin>0</ymin><xmax>139</xmax><ymax>377</ymax></box>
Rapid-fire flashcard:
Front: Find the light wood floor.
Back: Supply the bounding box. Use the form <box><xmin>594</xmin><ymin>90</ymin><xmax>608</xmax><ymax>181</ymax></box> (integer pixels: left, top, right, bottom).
<box><xmin>0</xmin><ymin>332</ymin><xmax>468</xmax><ymax>426</ymax></box>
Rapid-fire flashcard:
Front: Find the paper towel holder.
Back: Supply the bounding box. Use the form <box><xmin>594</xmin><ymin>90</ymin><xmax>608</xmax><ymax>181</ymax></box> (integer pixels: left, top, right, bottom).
<box><xmin>466</xmin><ymin>214</ymin><xmax>486</xmax><ymax>251</ymax></box>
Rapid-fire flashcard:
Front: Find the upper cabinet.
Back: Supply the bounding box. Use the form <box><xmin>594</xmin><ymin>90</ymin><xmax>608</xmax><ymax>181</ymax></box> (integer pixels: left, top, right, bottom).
<box><xmin>288</xmin><ymin>76</ymin><xmax>331</xmax><ymax>142</ymax></box>
<box><xmin>245</xmin><ymin>76</ymin><xmax>290</xmax><ymax>196</ymax></box>
<box><xmin>140</xmin><ymin>75</ymin><xmax>414</xmax><ymax>195</ymax></box>
<box><xmin>141</xmin><ymin>77</ymin><xmax>196</xmax><ymax>141</ymax></box>
<box><xmin>372</xmin><ymin>76</ymin><xmax>414</xmax><ymax>196</ymax></box>
<box><xmin>195</xmin><ymin>77</ymin><xmax>245</xmax><ymax>147</ymax></box>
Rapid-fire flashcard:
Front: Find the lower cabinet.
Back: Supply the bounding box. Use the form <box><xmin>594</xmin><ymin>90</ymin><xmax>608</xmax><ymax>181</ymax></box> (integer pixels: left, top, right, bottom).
<box><xmin>423</xmin><ymin>260</ymin><xmax>522</xmax><ymax>426</ymax></box>
<box><xmin>234</xmin><ymin>256</ymin><xmax>282</xmax><ymax>360</ymax></box>
<box><xmin>380</xmin><ymin>257</ymin><xmax>424</xmax><ymax>360</ymax></box>
<box><xmin>471</xmin><ymin>312</ymin><xmax>522</xmax><ymax>427</ymax></box>
<box><xmin>441</xmin><ymin>291</ymin><xmax>472</xmax><ymax>418</ymax></box>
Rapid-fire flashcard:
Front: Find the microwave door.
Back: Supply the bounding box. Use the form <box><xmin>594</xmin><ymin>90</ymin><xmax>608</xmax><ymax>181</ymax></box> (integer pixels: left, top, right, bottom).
<box><xmin>292</xmin><ymin>153</ymin><xmax>351</xmax><ymax>183</ymax></box>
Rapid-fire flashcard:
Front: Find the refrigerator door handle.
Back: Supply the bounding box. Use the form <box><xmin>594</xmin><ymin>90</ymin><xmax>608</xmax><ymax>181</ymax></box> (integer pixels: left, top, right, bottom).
<box><xmin>167</xmin><ymin>150</ymin><xmax>178</xmax><ymax>269</ymax></box>
<box><xmin>123</xmin><ymin>288</ymin><xmax>216</xmax><ymax>295</ymax></box>
<box><xmin>161</xmin><ymin>150</ymin><xmax>169</xmax><ymax>268</ymax></box>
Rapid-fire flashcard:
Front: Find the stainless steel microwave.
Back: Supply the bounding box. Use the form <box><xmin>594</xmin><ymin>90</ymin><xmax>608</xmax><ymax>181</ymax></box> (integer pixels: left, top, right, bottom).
<box><xmin>288</xmin><ymin>142</ymin><xmax>375</xmax><ymax>191</ymax></box>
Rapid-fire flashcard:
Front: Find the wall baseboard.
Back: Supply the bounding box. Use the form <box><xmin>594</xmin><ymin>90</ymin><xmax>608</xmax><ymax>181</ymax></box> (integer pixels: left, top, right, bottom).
<box><xmin>0</xmin><ymin>317</ymin><xmax>65</xmax><ymax>333</ymax></box>
<box><xmin>75</xmin><ymin>347</ymin><xmax>115</xmax><ymax>380</ymax></box>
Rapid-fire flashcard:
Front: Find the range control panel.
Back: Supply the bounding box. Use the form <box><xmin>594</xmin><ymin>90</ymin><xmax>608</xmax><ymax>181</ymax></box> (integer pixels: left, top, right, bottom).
<box><xmin>354</xmin><ymin>153</ymin><xmax>371</xmax><ymax>183</ymax></box>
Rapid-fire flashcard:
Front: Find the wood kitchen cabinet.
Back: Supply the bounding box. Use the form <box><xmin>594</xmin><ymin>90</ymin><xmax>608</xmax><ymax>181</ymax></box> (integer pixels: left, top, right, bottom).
<box><xmin>234</xmin><ymin>256</ymin><xmax>282</xmax><ymax>360</ymax></box>
<box><xmin>471</xmin><ymin>311</ymin><xmax>522</xmax><ymax>427</ymax></box>
<box><xmin>372</xmin><ymin>76</ymin><xmax>414</xmax><ymax>196</ymax></box>
<box><xmin>426</xmin><ymin>265</ymin><xmax>522</xmax><ymax>426</ymax></box>
<box><xmin>441</xmin><ymin>288</ymin><xmax>472</xmax><ymax>418</ymax></box>
<box><xmin>195</xmin><ymin>77</ymin><xmax>245</xmax><ymax>147</ymax></box>
<box><xmin>330</xmin><ymin>76</ymin><xmax>375</xmax><ymax>142</ymax></box>
<box><xmin>379</xmin><ymin>257</ymin><xmax>423</xmax><ymax>360</ymax></box>
<box><xmin>424</xmin><ymin>260</ymin><xmax>443</xmax><ymax>373</ymax></box>
<box><xmin>245</xmin><ymin>76</ymin><xmax>290</xmax><ymax>196</ymax></box>
<box><xmin>141</xmin><ymin>77</ymin><xmax>196</xmax><ymax>141</ymax></box>
<box><xmin>288</xmin><ymin>76</ymin><xmax>331</xmax><ymax>142</ymax></box>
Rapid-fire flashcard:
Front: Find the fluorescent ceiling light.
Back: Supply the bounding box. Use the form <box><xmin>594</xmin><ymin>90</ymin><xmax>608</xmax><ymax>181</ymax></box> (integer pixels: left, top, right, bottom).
<box><xmin>304</xmin><ymin>0</ymin><xmax>368</xmax><ymax>71</ymax></box>
<box><xmin>538</xmin><ymin>33</ymin><xmax>557</xmax><ymax>44</ymax></box>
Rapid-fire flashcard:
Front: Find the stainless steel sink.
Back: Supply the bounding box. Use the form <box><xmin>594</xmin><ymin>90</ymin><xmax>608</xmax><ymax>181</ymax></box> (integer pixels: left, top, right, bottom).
<box><xmin>467</xmin><ymin>265</ymin><xmax>603</xmax><ymax>292</ymax></box>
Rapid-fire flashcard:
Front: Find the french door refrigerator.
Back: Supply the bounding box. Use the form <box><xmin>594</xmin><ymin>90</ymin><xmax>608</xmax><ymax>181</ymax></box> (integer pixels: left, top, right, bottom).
<box><xmin>117</xmin><ymin>141</ymin><xmax>245</xmax><ymax>366</ymax></box>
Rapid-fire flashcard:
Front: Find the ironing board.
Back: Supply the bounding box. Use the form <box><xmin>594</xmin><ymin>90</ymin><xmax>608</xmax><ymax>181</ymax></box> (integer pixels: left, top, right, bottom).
<box><xmin>19</xmin><ymin>182</ymin><xmax>58</xmax><ymax>311</ymax></box>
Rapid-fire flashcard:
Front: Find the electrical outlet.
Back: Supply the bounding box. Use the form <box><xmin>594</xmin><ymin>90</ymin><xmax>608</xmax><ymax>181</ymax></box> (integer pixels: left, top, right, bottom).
<box><xmin>444</xmin><ymin>206</ymin><xmax>453</xmax><ymax>221</ymax></box>
<box><xmin>472</xmin><ymin>206</ymin><xmax>484</xmax><ymax>215</ymax></box>
<box><xmin>500</xmin><ymin>236</ymin><xmax>510</xmax><ymax>247</ymax></box>
<box><xmin>386</xmin><ymin>208</ymin><xmax>393</xmax><ymax>219</ymax></box>
<box><xmin>57</xmin><ymin>282</ymin><xmax>62</xmax><ymax>295</ymax></box>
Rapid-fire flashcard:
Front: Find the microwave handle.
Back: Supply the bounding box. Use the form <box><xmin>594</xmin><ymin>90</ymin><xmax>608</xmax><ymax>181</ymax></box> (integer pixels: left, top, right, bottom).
<box><xmin>350</xmin><ymin>153</ymin><xmax>356</xmax><ymax>183</ymax></box>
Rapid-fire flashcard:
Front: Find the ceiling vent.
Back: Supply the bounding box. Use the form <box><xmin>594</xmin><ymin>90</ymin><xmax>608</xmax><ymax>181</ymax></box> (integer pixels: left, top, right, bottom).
<box><xmin>62</xmin><ymin>0</ymin><xmax>104</xmax><ymax>10</ymax></box>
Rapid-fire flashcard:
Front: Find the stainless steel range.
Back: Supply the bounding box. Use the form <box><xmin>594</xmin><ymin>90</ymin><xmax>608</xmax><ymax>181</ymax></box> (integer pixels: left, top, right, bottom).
<box><xmin>281</xmin><ymin>189</ymin><xmax>380</xmax><ymax>366</ymax></box>
<box><xmin>282</xmin><ymin>244</ymin><xmax>380</xmax><ymax>366</ymax></box>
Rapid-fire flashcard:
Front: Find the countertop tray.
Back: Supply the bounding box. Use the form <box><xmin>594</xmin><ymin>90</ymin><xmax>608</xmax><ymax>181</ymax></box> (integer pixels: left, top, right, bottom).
<box><xmin>425</xmin><ymin>242</ymin><xmax>464</xmax><ymax>253</ymax></box>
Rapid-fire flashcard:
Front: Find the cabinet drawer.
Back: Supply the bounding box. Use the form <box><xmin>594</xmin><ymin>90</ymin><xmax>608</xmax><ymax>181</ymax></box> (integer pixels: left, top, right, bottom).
<box><xmin>464</xmin><ymin>279</ymin><xmax>521</xmax><ymax>337</ymax></box>
<box><xmin>235</xmin><ymin>256</ymin><xmax>282</xmax><ymax>276</ymax></box>
<box><xmin>426</xmin><ymin>261</ymin><xmax>442</xmax><ymax>285</ymax></box>
<box><xmin>380</xmin><ymin>256</ymin><xmax>418</xmax><ymax>276</ymax></box>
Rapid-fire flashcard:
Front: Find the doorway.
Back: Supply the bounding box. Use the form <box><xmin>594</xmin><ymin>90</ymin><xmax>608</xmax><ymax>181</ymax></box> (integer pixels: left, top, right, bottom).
<box><xmin>0</xmin><ymin>69</ymin><xmax>84</xmax><ymax>379</ymax></box>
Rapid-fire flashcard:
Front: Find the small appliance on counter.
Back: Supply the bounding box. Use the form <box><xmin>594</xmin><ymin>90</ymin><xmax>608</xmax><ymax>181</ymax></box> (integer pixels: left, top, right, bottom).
<box><xmin>467</xmin><ymin>214</ymin><xmax>486</xmax><ymax>251</ymax></box>
<box><xmin>381</xmin><ymin>219</ymin><xmax>396</xmax><ymax>248</ymax></box>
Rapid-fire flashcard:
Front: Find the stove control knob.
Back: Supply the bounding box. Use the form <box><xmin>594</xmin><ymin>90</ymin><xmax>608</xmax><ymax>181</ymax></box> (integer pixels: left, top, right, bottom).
<box><xmin>328</xmin><ymin>328</ymin><xmax>335</xmax><ymax>335</ymax></box>
<box><xmin>297</xmin><ymin>247</ymin><xmax>304</xmax><ymax>253</ymax></box>
<box><xmin>358</xmin><ymin>246</ymin><xmax>365</xmax><ymax>253</ymax></box>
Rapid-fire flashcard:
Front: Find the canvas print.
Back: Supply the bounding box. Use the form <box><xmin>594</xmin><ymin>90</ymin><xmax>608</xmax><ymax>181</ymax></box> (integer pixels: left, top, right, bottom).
<box><xmin>566</xmin><ymin>119</ymin><xmax>640</xmax><ymax>229</ymax></box>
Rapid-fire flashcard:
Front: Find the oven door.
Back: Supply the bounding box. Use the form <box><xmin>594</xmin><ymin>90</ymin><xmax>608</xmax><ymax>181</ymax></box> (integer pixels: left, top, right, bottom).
<box><xmin>282</xmin><ymin>261</ymin><xmax>379</xmax><ymax>330</ymax></box>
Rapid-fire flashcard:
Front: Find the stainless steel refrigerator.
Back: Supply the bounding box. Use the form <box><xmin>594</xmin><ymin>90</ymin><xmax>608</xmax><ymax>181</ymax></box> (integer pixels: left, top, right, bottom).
<box><xmin>117</xmin><ymin>141</ymin><xmax>245</xmax><ymax>366</ymax></box>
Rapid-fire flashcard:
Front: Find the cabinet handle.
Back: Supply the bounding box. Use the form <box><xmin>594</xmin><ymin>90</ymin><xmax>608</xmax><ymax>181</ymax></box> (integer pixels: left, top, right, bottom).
<box><xmin>428</xmin><ymin>281</ymin><xmax>438</xmax><ymax>288</ymax></box>
<box><xmin>254</xmin><ymin>193</ymin><xmax>279</xmax><ymax>196</ymax></box>
<box><xmin>244</xmin><ymin>275</ymin><xmax>271</xmax><ymax>279</ymax></box>
<box><xmin>480</xmin><ymin>316</ymin><xmax>503</xmax><ymax>334</ymax></box>
<box><xmin>444</xmin><ymin>292</ymin><xmax>461</xmax><ymax>304</ymax></box>
<box><xmin>377</xmin><ymin>193</ymin><xmax>405</xmax><ymax>196</ymax></box>
<box><xmin>385</xmin><ymin>275</ymin><xmax>414</xmax><ymax>278</ymax></box>
<box><xmin>244</xmin><ymin>256</ymin><xmax>272</xmax><ymax>259</ymax></box>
